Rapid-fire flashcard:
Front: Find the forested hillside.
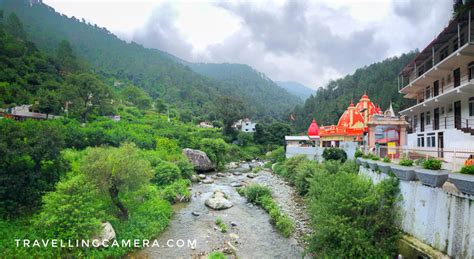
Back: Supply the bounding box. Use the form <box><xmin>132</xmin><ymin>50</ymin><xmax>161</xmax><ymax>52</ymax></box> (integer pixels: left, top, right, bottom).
<box><xmin>0</xmin><ymin>0</ymin><xmax>299</xmax><ymax>119</ymax></box>
<box><xmin>188</xmin><ymin>63</ymin><xmax>301</xmax><ymax>118</ymax></box>
<box><xmin>275</xmin><ymin>81</ymin><xmax>314</xmax><ymax>100</ymax></box>
<box><xmin>292</xmin><ymin>52</ymin><xmax>417</xmax><ymax>131</ymax></box>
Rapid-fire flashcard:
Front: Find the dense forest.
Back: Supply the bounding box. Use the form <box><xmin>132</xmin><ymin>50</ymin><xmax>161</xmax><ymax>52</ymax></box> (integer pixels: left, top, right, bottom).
<box><xmin>0</xmin><ymin>0</ymin><xmax>301</xmax><ymax>120</ymax></box>
<box><xmin>188</xmin><ymin>63</ymin><xmax>301</xmax><ymax>118</ymax></box>
<box><xmin>291</xmin><ymin>52</ymin><xmax>417</xmax><ymax>131</ymax></box>
<box><xmin>275</xmin><ymin>81</ymin><xmax>314</xmax><ymax>100</ymax></box>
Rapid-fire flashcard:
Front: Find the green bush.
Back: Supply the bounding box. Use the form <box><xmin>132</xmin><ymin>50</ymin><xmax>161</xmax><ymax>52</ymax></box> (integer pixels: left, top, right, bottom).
<box><xmin>215</xmin><ymin>217</ymin><xmax>227</xmax><ymax>233</ymax></box>
<box><xmin>383</xmin><ymin>156</ymin><xmax>391</xmax><ymax>163</ymax></box>
<box><xmin>362</xmin><ymin>154</ymin><xmax>369</xmax><ymax>159</ymax></box>
<box><xmin>199</xmin><ymin>138</ymin><xmax>230</xmax><ymax>170</ymax></box>
<box><xmin>275</xmin><ymin>215</ymin><xmax>294</xmax><ymax>238</ymax></box>
<box><xmin>460</xmin><ymin>165</ymin><xmax>474</xmax><ymax>175</ymax></box>
<box><xmin>354</xmin><ymin>149</ymin><xmax>363</xmax><ymax>158</ymax></box>
<box><xmin>152</xmin><ymin>161</ymin><xmax>182</xmax><ymax>186</ymax></box>
<box><xmin>322</xmin><ymin>148</ymin><xmax>347</xmax><ymax>162</ymax></box>
<box><xmin>423</xmin><ymin>158</ymin><xmax>442</xmax><ymax>170</ymax></box>
<box><xmin>371</xmin><ymin>156</ymin><xmax>380</xmax><ymax>161</ymax></box>
<box><xmin>294</xmin><ymin>160</ymin><xmax>319</xmax><ymax>195</ymax></box>
<box><xmin>208</xmin><ymin>251</ymin><xmax>227</xmax><ymax>259</ymax></box>
<box><xmin>307</xmin><ymin>171</ymin><xmax>400</xmax><ymax>257</ymax></box>
<box><xmin>34</xmin><ymin>174</ymin><xmax>104</xmax><ymax>241</ymax></box>
<box><xmin>268</xmin><ymin>147</ymin><xmax>285</xmax><ymax>163</ymax></box>
<box><xmin>159</xmin><ymin>179</ymin><xmax>191</xmax><ymax>203</ymax></box>
<box><xmin>281</xmin><ymin>155</ymin><xmax>308</xmax><ymax>184</ymax></box>
<box><xmin>245</xmin><ymin>184</ymin><xmax>272</xmax><ymax>203</ymax></box>
<box><xmin>399</xmin><ymin>158</ymin><xmax>413</xmax><ymax>167</ymax></box>
<box><xmin>339</xmin><ymin>160</ymin><xmax>359</xmax><ymax>174</ymax></box>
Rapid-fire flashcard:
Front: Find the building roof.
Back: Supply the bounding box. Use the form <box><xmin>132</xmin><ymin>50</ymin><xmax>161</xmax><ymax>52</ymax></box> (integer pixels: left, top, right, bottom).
<box><xmin>285</xmin><ymin>136</ymin><xmax>310</xmax><ymax>141</ymax></box>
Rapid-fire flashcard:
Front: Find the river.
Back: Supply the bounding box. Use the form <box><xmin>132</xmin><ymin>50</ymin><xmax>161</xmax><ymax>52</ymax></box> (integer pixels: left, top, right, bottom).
<box><xmin>127</xmin><ymin>162</ymin><xmax>309</xmax><ymax>258</ymax></box>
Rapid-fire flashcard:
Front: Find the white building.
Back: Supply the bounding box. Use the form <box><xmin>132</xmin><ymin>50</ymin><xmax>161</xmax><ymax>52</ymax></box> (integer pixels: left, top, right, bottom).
<box><xmin>398</xmin><ymin>9</ymin><xmax>474</xmax><ymax>166</ymax></box>
<box><xmin>241</xmin><ymin>120</ymin><xmax>256</xmax><ymax>133</ymax></box>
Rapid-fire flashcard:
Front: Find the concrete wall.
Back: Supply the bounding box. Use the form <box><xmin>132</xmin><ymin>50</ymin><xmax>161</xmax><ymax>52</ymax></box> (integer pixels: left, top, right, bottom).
<box><xmin>286</xmin><ymin>143</ymin><xmax>357</xmax><ymax>162</ymax></box>
<box><xmin>285</xmin><ymin>146</ymin><xmax>323</xmax><ymax>161</ymax></box>
<box><xmin>359</xmin><ymin>166</ymin><xmax>474</xmax><ymax>258</ymax></box>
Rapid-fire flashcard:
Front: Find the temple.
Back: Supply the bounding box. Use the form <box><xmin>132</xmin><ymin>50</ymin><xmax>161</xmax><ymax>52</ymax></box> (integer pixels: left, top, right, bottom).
<box><xmin>320</xmin><ymin>94</ymin><xmax>382</xmax><ymax>147</ymax></box>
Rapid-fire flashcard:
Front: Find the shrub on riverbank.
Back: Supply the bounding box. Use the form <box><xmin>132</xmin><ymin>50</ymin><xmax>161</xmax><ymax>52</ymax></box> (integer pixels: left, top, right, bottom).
<box><xmin>306</xmin><ymin>168</ymin><xmax>400</xmax><ymax>257</ymax></box>
<box><xmin>322</xmin><ymin>147</ymin><xmax>347</xmax><ymax>162</ymax></box>
<box><xmin>239</xmin><ymin>184</ymin><xmax>294</xmax><ymax>238</ymax></box>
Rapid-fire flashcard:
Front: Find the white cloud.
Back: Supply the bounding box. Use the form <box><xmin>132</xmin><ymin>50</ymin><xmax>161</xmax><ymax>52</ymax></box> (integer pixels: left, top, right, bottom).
<box><xmin>44</xmin><ymin>0</ymin><xmax>454</xmax><ymax>89</ymax></box>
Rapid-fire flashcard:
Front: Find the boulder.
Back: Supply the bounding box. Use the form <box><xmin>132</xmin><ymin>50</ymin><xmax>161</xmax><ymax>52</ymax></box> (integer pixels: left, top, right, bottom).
<box><xmin>246</xmin><ymin>174</ymin><xmax>256</xmax><ymax>179</ymax></box>
<box><xmin>191</xmin><ymin>174</ymin><xmax>200</xmax><ymax>183</ymax></box>
<box><xmin>198</xmin><ymin>174</ymin><xmax>207</xmax><ymax>180</ymax></box>
<box><xmin>92</xmin><ymin>222</ymin><xmax>115</xmax><ymax>246</ymax></box>
<box><xmin>230</xmin><ymin>182</ymin><xmax>242</xmax><ymax>187</ymax></box>
<box><xmin>183</xmin><ymin>148</ymin><xmax>214</xmax><ymax>172</ymax></box>
<box><xmin>216</xmin><ymin>172</ymin><xmax>226</xmax><ymax>177</ymax></box>
<box><xmin>202</xmin><ymin>178</ymin><xmax>214</xmax><ymax>184</ymax></box>
<box><xmin>232</xmin><ymin>171</ymin><xmax>242</xmax><ymax>176</ymax></box>
<box><xmin>205</xmin><ymin>190</ymin><xmax>233</xmax><ymax>210</ymax></box>
<box><xmin>226</xmin><ymin>162</ymin><xmax>238</xmax><ymax>169</ymax></box>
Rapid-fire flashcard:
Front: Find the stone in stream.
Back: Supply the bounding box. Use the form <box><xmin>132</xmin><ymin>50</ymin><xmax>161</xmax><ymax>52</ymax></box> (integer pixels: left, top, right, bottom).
<box><xmin>230</xmin><ymin>221</ymin><xmax>237</xmax><ymax>227</ymax></box>
<box><xmin>246</xmin><ymin>174</ymin><xmax>256</xmax><ymax>179</ymax></box>
<box><xmin>91</xmin><ymin>222</ymin><xmax>116</xmax><ymax>246</ymax></box>
<box><xmin>202</xmin><ymin>178</ymin><xmax>214</xmax><ymax>184</ymax></box>
<box><xmin>183</xmin><ymin>148</ymin><xmax>214</xmax><ymax>172</ymax></box>
<box><xmin>226</xmin><ymin>162</ymin><xmax>238</xmax><ymax>169</ymax></box>
<box><xmin>191</xmin><ymin>174</ymin><xmax>200</xmax><ymax>183</ymax></box>
<box><xmin>198</xmin><ymin>174</ymin><xmax>206</xmax><ymax>180</ymax></box>
<box><xmin>191</xmin><ymin>211</ymin><xmax>200</xmax><ymax>216</ymax></box>
<box><xmin>205</xmin><ymin>190</ymin><xmax>233</xmax><ymax>210</ymax></box>
<box><xmin>232</xmin><ymin>171</ymin><xmax>242</xmax><ymax>176</ymax></box>
<box><xmin>230</xmin><ymin>182</ymin><xmax>242</xmax><ymax>187</ymax></box>
<box><xmin>216</xmin><ymin>172</ymin><xmax>225</xmax><ymax>177</ymax></box>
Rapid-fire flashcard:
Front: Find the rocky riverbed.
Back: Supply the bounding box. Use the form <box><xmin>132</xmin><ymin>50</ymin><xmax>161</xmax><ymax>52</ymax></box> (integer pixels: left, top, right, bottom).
<box><xmin>128</xmin><ymin>162</ymin><xmax>310</xmax><ymax>258</ymax></box>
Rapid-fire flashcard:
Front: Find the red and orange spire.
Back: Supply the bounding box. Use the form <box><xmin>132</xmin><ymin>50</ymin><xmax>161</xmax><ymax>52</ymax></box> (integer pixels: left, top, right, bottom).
<box><xmin>307</xmin><ymin>119</ymin><xmax>320</xmax><ymax>137</ymax></box>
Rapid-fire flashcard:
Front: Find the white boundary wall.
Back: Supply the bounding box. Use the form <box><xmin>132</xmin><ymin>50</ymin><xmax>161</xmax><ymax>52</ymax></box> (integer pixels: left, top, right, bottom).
<box><xmin>360</xmin><ymin>166</ymin><xmax>474</xmax><ymax>258</ymax></box>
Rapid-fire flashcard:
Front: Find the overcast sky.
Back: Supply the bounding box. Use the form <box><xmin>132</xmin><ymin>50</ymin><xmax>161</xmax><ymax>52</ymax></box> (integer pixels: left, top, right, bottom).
<box><xmin>44</xmin><ymin>0</ymin><xmax>453</xmax><ymax>89</ymax></box>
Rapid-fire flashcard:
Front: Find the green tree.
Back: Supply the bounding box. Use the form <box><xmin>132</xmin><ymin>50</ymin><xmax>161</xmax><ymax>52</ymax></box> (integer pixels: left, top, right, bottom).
<box><xmin>62</xmin><ymin>73</ymin><xmax>113</xmax><ymax>121</ymax></box>
<box><xmin>56</xmin><ymin>40</ymin><xmax>80</xmax><ymax>73</ymax></box>
<box><xmin>5</xmin><ymin>13</ymin><xmax>25</xmax><ymax>40</ymax></box>
<box><xmin>214</xmin><ymin>96</ymin><xmax>248</xmax><ymax>135</ymax></box>
<box><xmin>36</xmin><ymin>89</ymin><xmax>62</xmax><ymax>117</ymax></box>
<box><xmin>81</xmin><ymin>143</ymin><xmax>153</xmax><ymax>220</ymax></box>
<box><xmin>199</xmin><ymin>138</ymin><xmax>229</xmax><ymax>170</ymax></box>
<box><xmin>34</xmin><ymin>174</ymin><xmax>104</xmax><ymax>240</ymax></box>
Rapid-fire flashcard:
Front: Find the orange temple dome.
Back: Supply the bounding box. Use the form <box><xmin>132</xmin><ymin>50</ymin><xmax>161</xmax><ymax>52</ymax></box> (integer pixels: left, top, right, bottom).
<box><xmin>337</xmin><ymin>102</ymin><xmax>365</xmax><ymax>129</ymax></box>
<box><xmin>307</xmin><ymin>119</ymin><xmax>320</xmax><ymax>137</ymax></box>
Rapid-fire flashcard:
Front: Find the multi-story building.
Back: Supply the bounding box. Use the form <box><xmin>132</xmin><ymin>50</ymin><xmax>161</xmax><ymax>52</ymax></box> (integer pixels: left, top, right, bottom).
<box><xmin>398</xmin><ymin>9</ymin><xmax>474</xmax><ymax>164</ymax></box>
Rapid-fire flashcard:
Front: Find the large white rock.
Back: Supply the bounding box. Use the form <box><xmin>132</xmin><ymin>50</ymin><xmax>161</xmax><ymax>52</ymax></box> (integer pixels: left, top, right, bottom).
<box><xmin>183</xmin><ymin>148</ymin><xmax>214</xmax><ymax>172</ymax></box>
<box><xmin>205</xmin><ymin>190</ymin><xmax>233</xmax><ymax>210</ymax></box>
<box><xmin>92</xmin><ymin>222</ymin><xmax>116</xmax><ymax>246</ymax></box>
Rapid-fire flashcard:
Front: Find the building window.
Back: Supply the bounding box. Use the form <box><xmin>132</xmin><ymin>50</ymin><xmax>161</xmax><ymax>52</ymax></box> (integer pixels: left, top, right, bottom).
<box><xmin>441</xmin><ymin>106</ymin><xmax>445</xmax><ymax>115</ymax></box>
<box><xmin>460</xmin><ymin>33</ymin><xmax>465</xmax><ymax>46</ymax></box>
<box><xmin>469</xmin><ymin>62</ymin><xmax>474</xmax><ymax>80</ymax></box>
<box><xmin>427</xmin><ymin>133</ymin><xmax>436</xmax><ymax>147</ymax></box>
<box><xmin>426</xmin><ymin>111</ymin><xmax>431</xmax><ymax>125</ymax></box>
<box><xmin>453</xmin><ymin>38</ymin><xmax>458</xmax><ymax>51</ymax></box>
<box><xmin>433</xmin><ymin>80</ymin><xmax>439</xmax><ymax>96</ymax></box>
<box><xmin>425</xmin><ymin>86</ymin><xmax>431</xmax><ymax>99</ymax></box>
<box><xmin>454</xmin><ymin>68</ymin><xmax>461</xmax><ymax>87</ymax></box>
<box><xmin>413</xmin><ymin>115</ymin><xmax>418</xmax><ymax>130</ymax></box>
<box><xmin>417</xmin><ymin>134</ymin><xmax>425</xmax><ymax>147</ymax></box>
<box><xmin>470</xmin><ymin>97</ymin><xmax>474</xmax><ymax>116</ymax></box>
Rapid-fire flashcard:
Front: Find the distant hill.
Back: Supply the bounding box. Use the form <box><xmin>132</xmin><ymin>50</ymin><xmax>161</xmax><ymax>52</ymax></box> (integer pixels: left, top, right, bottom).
<box><xmin>0</xmin><ymin>0</ymin><xmax>300</xmax><ymax>119</ymax></box>
<box><xmin>292</xmin><ymin>52</ymin><xmax>417</xmax><ymax>131</ymax></box>
<box><xmin>187</xmin><ymin>63</ymin><xmax>302</xmax><ymax>118</ymax></box>
<box><xmin>275</xmin><ymin>81</ymin><xmax>314</xmax><ymax>100</ymax></box>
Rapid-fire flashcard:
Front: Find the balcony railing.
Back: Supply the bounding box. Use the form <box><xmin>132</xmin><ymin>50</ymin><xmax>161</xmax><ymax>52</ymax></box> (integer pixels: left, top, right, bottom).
<box><xmin>409</xmin><ymin>115</ymin><xmax>474</xmax><ymax>133</ymax></box>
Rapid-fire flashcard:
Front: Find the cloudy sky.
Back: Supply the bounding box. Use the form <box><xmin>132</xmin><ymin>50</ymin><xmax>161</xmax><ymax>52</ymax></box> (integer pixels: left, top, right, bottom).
<box><xmin>44</xmin><ymin>0</ymin><xmax>453</xmax><ymax>89</ymax></box>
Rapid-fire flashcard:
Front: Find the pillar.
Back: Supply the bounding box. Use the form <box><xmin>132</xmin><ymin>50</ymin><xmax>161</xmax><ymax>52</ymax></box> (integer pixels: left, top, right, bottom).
<box><xmin>368</xmin><ymin>125</ymin><xmax>376</xmax><ymax>149</ymax></box>
<box><xmin>399</xmin><ymin>126</ymin><xmax>407</xmax><ymax>146</ymax></box>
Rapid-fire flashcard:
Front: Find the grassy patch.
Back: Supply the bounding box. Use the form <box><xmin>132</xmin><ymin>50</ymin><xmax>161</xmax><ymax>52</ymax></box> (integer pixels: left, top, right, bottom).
<box><xmin>240</xmin><ymin>184</ymin><xmax>294</xmax><ymax>237</ymax></box>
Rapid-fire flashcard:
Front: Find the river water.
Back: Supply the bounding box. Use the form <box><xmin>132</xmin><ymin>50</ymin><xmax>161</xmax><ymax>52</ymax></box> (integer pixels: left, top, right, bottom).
<box><xmin>127</xmin><ymin>164</ymin><xmax>307</xmax><ymax>258</ymax></box>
